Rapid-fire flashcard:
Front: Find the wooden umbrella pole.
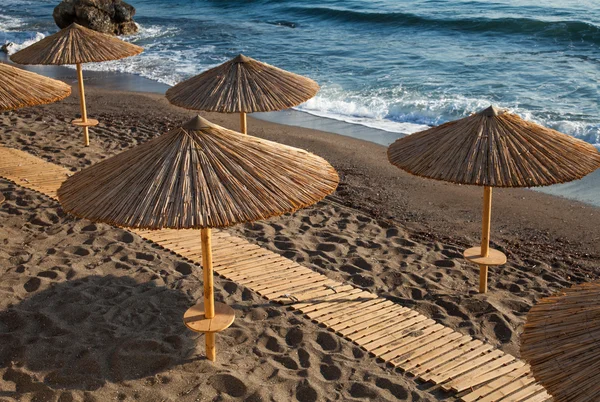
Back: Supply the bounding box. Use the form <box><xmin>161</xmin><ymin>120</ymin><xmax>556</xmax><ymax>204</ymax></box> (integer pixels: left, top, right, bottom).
<box><xmin>479</xmin><ymin>186</ymin><xmax>493</xmax><ymax>293</ymax></box>
<box><xmin>200</xmin><ymin>227</ymin><xmax>216</xmax><ymax>361</ymax></box>
<box><xmin>240</xmin><ymin>112</ymin><xmax>247</xmax><ymax>134</ymax></box>
<box><xmin>76</xmin><ymin>63</ymin><xmax>90</xmax><ymax>147</ymax></box>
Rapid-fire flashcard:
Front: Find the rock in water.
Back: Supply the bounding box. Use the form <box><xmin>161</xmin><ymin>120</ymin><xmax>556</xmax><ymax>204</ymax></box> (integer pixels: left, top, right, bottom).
<box><xmin>53</xmin><ymin>0</ymin><xmax>138</xmax><ymax>36</ymax></box>
<box><xmin>1</xmin><ymin>42</ymin><xmax>14</xmax><ymax>54</ymax></box>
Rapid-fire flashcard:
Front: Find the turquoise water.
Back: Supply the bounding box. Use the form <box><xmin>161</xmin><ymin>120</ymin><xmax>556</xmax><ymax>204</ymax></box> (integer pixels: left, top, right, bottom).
<box><xmin>1</xmin><ymin>0</ymin><xmax>600</xmax><ymax>144</ymax></box>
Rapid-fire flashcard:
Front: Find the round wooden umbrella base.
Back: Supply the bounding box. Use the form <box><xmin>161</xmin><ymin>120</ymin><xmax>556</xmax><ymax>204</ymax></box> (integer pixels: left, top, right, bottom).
<box><xmin>72</xmin><ymin>118</ymin><xmax>99</xmax><ymax>127</ymax></box>
<box><xmin>463</xmin><ymin>247</ymin><xmax>507</xmax><ymax>266</ymax></box>
<box><xmin>183</xmin><ymin>302</ymin><xmax>235</xmax><ymax>333</ymax></box>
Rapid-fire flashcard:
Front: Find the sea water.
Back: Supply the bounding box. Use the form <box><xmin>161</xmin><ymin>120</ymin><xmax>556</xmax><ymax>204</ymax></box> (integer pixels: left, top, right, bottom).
<box><xmin>2</xmin><ymin>0</ymin><xmax>599</xmax><ymax>145</ymax></box>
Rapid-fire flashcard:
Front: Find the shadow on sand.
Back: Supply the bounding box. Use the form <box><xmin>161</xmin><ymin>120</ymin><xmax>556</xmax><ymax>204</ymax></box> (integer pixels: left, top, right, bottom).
<box><xmin>0</xmin><ymin>274</ymin><xmax>198</xmax><ymax>395</ymax></box>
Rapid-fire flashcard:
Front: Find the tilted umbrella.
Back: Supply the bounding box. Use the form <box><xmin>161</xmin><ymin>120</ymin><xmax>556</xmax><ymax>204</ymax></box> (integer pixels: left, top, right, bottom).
<box><xmin>388</xmin><ymin>106</ymin><xmax>600</xmax><ymax>293</ymax></box>
<box><xmin>521</xmin><ymin>281</ymin><xmax>600</xmax><ymax>401</ymax></box>
<box><xmin>0</xmin><ymin>62</ymin><xmax>71</xmax><ymax>111</ymax></box>
<box><xmin>10</xmin><ymin>23</ymin><xmax>143</xmax><ymax>146</ymax></box>
<box><xmin>57</xmin><ymin>115</ymin><xmax>339</xmax><ymax>361</ymax></box>
<box><xmin>166</xmin><ymin>54</ymin><xmax>319</xmax><ymax>134</ymax></box>
<box><xmin>1</xmin><ymin>62</ymin><xmax>71</xmax><ymax>204</ymax></box>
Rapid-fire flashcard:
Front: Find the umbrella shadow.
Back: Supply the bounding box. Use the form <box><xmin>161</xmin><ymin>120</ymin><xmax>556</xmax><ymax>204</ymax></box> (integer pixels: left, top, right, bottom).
<box><xmin>0</xmin><ymin>275</ymin><xmax>197</xmax><ymax>392</ymax></box>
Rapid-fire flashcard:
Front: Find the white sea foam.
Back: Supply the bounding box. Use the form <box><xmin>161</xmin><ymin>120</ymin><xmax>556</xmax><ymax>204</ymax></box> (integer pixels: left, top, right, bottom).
<box><xmin>3</xmin><ymin>32</ymin><xmax>45</xmax><ymax>54</ymax></box>
<box><xmin>80</xmin><ymin>50</ymin><xmax>220</xmax><ymax>86</ymax></box>
<box><xmin>298</xmin><ymin>86</ymin><xmax>600</xmax><ymax>142</ymax></box>
<box><xmin>0</xmin><ymin>14</ymin><xmax>26</xmax><ymax>32</ymax></box>
<box><xmin>125</xmin><ymin>23</ymin><xmax>179</xmax><ymax>42</ymax></box>
<box><xmin>296</xmin><ymin>98</ymin><xmax>429</xmax><ymax>134</ymax></box>
<box><xmin>78</xmin><ymin>23</ymin><xmax>221</xmax><ymax>85</ymax></box>
<box><xmin>296</xmin><ymin>85</ymin><xmax>492</xmax><ymax>134</ymax></box>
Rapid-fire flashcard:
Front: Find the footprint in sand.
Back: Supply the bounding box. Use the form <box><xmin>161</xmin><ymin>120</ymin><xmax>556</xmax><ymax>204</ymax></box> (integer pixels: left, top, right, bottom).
<box><xmin>274</xmin><ymin>355</ymin><xmax>299</xmax><ymax>370</ymax></box>
<box><xmin>285</xmin><ymin>326</ymin><xmax>304</xmax><ymax>347</ymax></box>
<box><xmin>135</xmin><ymin>252</ymin><xmax>155</xmax><ymax>262</ymax></box>
<box><xmin>23</xmin><ymin>277</ymin><xmax>41</xmax><ymax>292</ymax></box>
<box><xmin>374</xmin><ymin>377</ymin><xmax>409</xmax><ymax>400</ymax></box>
<box><xmin>316</xmin><ymin>332</ymin><xmax>339</xmax><ymax>352</ymax></box>
<box><xmin>351</xmin><ymin>273</ymin><xmax>375</xmax><ymax>288</ymax></box>
<box><xmin>320</xmin><ymin>363</ymin><xmax>342</xmax><ymax>381</ymax></box>
<box><xmin>295</xmin><ymin>381</ymin><xmax>318</xmax><ymax>402</ymax></box>
<box><xmin>209</xmin><ymin>374</ymin><xmax>247</xmax><ymax>398</ymax></box>
<box><xmin>37</xmin><ymin>270</ymin><xmax>58</xmax><ymax>280</ymax></box>
<box><xmin>350</xmin><ymin>382</ymin><xmax>379</xmax><ymax>399</ymax></box>
<box><xmin>434</xmin><ymin>259</ymin><xmax>456</xmax><ymax>268</ymax></box>
<box><xmin>175</xmin><ymin>262</ymin><xmax>192</xmax><ymax>275</ymax></box>
<box><xmin>262</xmin><ymin>334</ymin><xmax>285</xmax><ymax>353</ymax></box>
<box><xmin>298</xmin><ymin>348</ymin><xmax>311</xmax><ymax>368</ymax></box>
<box><xmin>339</xmin><ymin>264</ymin><xmax>361</xmax><ymax>275</ymax></box>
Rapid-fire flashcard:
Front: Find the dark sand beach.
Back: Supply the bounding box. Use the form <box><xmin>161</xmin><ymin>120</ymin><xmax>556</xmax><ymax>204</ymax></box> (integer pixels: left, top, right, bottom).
<box><xmin>1</xmin><ymin>86</ymin><xmax>599</xmax><ymax>401</ymax></box>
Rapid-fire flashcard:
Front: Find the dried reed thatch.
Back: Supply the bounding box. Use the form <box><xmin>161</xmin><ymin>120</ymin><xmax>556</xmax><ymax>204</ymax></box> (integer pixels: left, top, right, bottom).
<box><xmin>57</xmin><ymin>115</ymin><xmax>339</xmax><ymax>229</ymax></box>
<box><xmin>521</xmin><ymin>281</ymin><xmax>600</xmax><ymax>402</ymax></box>
<box><xmin>0</xmin><ymin>63</ymin><xmax>71</xmax><ymax>111</ymax></box>
<box><xmin>165</xmin><ymin>54</ymin><xmax>319</xmax><ymax>113</ymax></box>
<box><xmin>10</xmin><ymin>23</ymin><xmax>143</xmax><ymax>65</ymax></box>
<box><xmin>388</xmin><ymin>106</ymin><xmax>600</xmax><ymax>187</ymax></box>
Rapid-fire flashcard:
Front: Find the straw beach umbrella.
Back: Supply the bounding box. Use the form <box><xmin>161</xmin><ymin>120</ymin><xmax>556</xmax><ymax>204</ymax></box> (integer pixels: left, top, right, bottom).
<box><xmin>57</xmin><ymin>115</ymin><xmax>339</xmax><ymax>361</ymax></box>
<box><xmin>521</xmin><ymin>281</ymin><xmax>600</xmax><ymax>401</ymax></box>
<box><xmin>0</xmin><ymin>62</ymin><xmax>71</xmax><ymax>111</ymax></box>
<box><xmin>166</xmin><ymin>54</ymin><xmax>319</xmax><ymax>134</ymax></box>
<box><xmin>1</xmin><ymin>62</ymin><xmax>71</xmax><ymax>203</ymax></box>
<box><xmin>387</xmin><ymin>106</ymin><xmax>600</xmax><ymax>293</ymax></box>
<box><xmin>10</xmin><ymin>23</ymin><xmax>143</xmax><ymax>146</ymax></box>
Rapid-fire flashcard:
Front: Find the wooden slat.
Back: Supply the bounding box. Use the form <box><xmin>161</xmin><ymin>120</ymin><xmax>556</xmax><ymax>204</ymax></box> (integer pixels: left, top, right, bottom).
<box><xmin>413</xmin><ymin>340</ymin><xmax>487</xmax><ymax>377</ymax></box>
<box><xmin>321</xmin><ymin>299</ymin><xmax>395</xmax><ymax>324</ymax></box>
<box><xmin>502</xmin><ymin>383</ymin><xmax>547</xmax><ymax>402</ymax></box>
<box><xmin>353</xmin><ymin>315</ymin><xmax>429</xmax><ymax>345</ymax></box>
<box><xmin>381</xmin><ymin>327</ymin><xmax>455</xmax><ymax>362</ymax></box>
<box><xmin>278</xmin><ymin>284</ymin><xmax>354</xmax><ymax>304</ymax></box>
<box><xmin>376</xmin><ymin>324</ymin><xmax>450</xmax><ymax>359</ymax></box>
<box><xmin>520</xmin><ymin>391</ymin><xmax>552</xmax><ymax>402</ymax></box>
<box><xmin>460</xmin><ymin>364</ymin><xmax>531</xmax><ymax>402</ymax></box>
<box><xmin>201</xmin><ymin>249</ymin><xmax>268</xmax><ymax>264</ymax></box>
<box><xmin>231</xmin><ymin>266</ymin><xmax>308</xmax><ymax>285</ymax></box>
<box><xmin>392</xmin><ymin>331</ymin><xmax>464</xmax><ymax>368</ymax></box>
<box><xmin>476</xmin><ymin>373</ymin><xmax>536</xmax><ymax>402</ymax></box>
<box><xmin>219</xmin><ymin>259</ymin><xmax>297</xmax><ymax>277</ymax></box>
<box><xmin>293</xmin><ymin>288</ymin><xmax>366</xmax><ymax>312</ymax></box>
<box><xmin>338</xmin><ymin>309</ymin><xmax>418</xmax><ymax>338</ymax></box>
<box><xmin>450</xmin><ymin>359</ymin><xmax>524</xmax><ymax>393</ymax></box>
<box><xmin>300</xmin><ymin>290</ymin><xmax>374</xmax><ymax>314</ymax></box>
<box><xmin>428</xmin><ymin>349</ymin><xmax>504</xmax><ymax>384</ymax></box>
<box><xmin>443</xmin><ymin>353</ymin><xmax>516</xmax><ymax>392</ymax></box>
<box><xmin>261</xmin><ymin>280</ymin><xmax>341</xmax><ymax>300</ymax></box>
<box><xmin>332</xmin><ymin>307</ymin><xmax>410</xmax><ymax>334</ymax></box>
<box><xmin>252</xmin><ymin>272</ymin><xmax>327</xmax><ymax>292</ymax></box>
<box><xmin>307</xmin><ymin>295</ymin><xmax>380</xmax><ymax>320</ymax></box>
<box><xmin>196</xmin><ymin>252</ymin><xmax>270</xmax><ymax>269</ymax></box>
<box><xmin>216</xmin><ymin>255</ymin><xmax>289</xmax><ymax>273</ymax></box>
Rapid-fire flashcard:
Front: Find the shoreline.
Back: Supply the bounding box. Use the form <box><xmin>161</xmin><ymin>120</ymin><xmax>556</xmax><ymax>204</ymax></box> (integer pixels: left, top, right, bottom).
<box><xmin>2</xmin><ymin>54</ymin><xmax>600</xmax><ymax>209</ymax></box>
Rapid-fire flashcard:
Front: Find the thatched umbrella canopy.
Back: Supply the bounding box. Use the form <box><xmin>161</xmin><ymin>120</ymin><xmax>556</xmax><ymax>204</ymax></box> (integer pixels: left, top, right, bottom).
<box><xmin>0</xmin><ymin>63</ymin><xmax>69</xmax><ymax>205</ymax></box>
<box><xmin>57</xmin><ymin>115</ymin><xmax>339</xmax><ymax>361</ymax></box>
<box><xmin>10</xmin><ymin>23</ymin><xmax>143</xmax><ymax>146</ymax></box>
<box><xmin>165</xmin><ymin>54</ymin><xmax>319</xmax><ymax>134</ymax></box>
<box><xmin>521</xmin><ymin>281</ymin><xmax>600</xmax><ymax>401</ymax></box>
<box><xmin>0</xmin><ymin>62</ymin><xmax>71</xmax><ymax>111</ymax></box>
<box><xmin>388</xmin><ymin>106</ymin><xmax>600</xmax><ymax>292</ymax></box>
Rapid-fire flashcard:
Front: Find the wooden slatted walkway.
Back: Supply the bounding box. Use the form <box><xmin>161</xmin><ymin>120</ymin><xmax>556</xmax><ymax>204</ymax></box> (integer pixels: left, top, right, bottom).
<box><xmin>0</xmin><ymin>146</ymin><xmax>552</xmax><ymax>402</ymax></box>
